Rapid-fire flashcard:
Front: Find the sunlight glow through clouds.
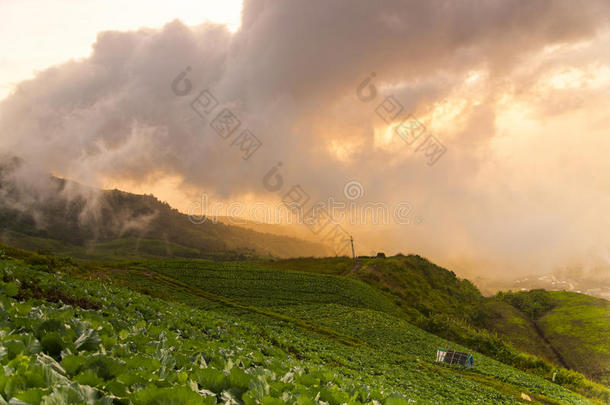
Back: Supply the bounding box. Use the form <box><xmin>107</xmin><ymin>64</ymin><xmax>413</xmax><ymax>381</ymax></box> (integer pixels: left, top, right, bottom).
<box><xmin>2</xmin><ymin>1</ymin><xmax>610</xmax><ymax>280</ymax></box>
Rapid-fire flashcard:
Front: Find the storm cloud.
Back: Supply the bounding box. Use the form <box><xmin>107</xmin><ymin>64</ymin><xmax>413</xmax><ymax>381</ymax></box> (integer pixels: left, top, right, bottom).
<box><xmin>1</xmin><ymin>0</ymin><xmax>610</xmax><ymax>281</ymax></box>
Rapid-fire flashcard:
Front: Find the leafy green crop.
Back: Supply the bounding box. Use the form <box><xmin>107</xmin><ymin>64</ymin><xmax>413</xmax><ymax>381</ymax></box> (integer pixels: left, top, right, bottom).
<box><xmin>0</xmin><ymin>257</ymin><xmax>601</xmax><ymax>404</ymax></box>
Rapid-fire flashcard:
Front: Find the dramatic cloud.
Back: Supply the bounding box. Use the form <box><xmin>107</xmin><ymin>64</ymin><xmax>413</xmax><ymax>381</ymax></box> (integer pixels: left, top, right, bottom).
<box><xmin>1</xmin><ymin>0</ymin><xmax>610</xmax><ymax>281</ymax></box>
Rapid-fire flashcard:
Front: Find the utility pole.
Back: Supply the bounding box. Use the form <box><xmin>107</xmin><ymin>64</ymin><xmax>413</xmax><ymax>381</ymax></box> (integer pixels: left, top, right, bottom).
<box><xmin>350</xmin><ymin>235</ymin><xmax>355</xmax><ymax>262</ymax></box>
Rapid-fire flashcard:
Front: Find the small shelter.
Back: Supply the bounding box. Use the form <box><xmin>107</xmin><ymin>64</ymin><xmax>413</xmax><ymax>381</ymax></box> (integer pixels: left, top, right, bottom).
<box><xmin>435</xmin><ymin>349</ymin><xmax>474</xmax><ymax>368</ymax></box>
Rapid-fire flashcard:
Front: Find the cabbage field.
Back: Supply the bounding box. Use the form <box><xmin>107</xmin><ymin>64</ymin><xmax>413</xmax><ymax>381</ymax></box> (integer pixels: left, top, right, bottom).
<box><xmin>0</xmin><ymin>254</ymin><xmax>601</xmax><ymax>405</ymax></box>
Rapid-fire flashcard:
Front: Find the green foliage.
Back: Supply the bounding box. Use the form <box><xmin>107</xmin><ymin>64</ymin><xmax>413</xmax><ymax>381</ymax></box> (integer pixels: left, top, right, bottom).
<box><xmin>268</xmin><ymin>255</ymin><xmax>484</xmax><ymax>322</ymax></box>
<box><xmin>40</xmin><ymin>333</ymin><xmax>64</xmax><ymax>358</ymax></box>
<box><xmin>2</xmin><ymin>250</ymin><xmax>609</xmax><ymax>404</ymax></box>
<box><xmin>492</xmin><ymin>290</ymin><xmax>610</xmax><ymax>385</ymax></box>
<box><xmin>132</xmin><ymin>386</ymin><xmax>216</xmax><ymax>405</ymax></box>
<box><xmin>193</xmin><ymin>368</ymin><xmax>228</xmax><ymax>393</ymax></box>
<box><xmin>497</xmin><ymin>290</ymin><xmax>555</xmax><ymax>319</ymax></box>
<box><xmin>142</xmin><ymin>259</ymin><xmax>399</xmax><ymax>314</ymax></box>
<box><xmin>267</xmin><ymin>255</ymin><xmax>610</xmax><ymax>394</ymax></box>
<box><xmin>0</xmin><ymin>281</ymin><xmax>18</xmax><ymax>297</ymax></box>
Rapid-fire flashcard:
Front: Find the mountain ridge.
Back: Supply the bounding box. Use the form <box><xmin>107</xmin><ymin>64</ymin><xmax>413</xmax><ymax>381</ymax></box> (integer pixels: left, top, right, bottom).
<box><xmin>0</xmin><ymin>158</ymin><xmax>332</xmax><ymax>259</ymax></box>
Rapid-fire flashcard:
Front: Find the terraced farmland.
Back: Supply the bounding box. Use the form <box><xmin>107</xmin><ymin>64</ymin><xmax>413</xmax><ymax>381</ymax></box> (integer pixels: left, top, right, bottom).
<box><xmin>142</xmin><ymin>259</ymin><xmax>400</xmax><ymax>314</ymax></box>
<box><xmin>1</xmin><ymin>243</ymin><xmax>608</xmax><ymax>404</ymax></box>
<box><xmin>0</xmin><ymin>257</ymin><xmax>598</xmax><ymax>404</ymax></box>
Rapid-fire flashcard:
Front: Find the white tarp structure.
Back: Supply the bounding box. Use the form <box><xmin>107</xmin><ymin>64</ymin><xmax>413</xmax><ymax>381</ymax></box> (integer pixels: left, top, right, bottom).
<box><xmin>436</xmin><ymin>349</ymin><xmax>474</xmax><ymax>367</ymax></box>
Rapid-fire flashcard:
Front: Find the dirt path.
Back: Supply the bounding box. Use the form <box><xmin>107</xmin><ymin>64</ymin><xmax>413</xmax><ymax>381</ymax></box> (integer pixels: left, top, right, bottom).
<box><xmin>345</xmin><ymin>259</ymin><xmax>362</xmax><ymax>276</ymax></box>
<box><xmin>532</xmin><ymin>320</ymin><xmax>570</xmax><ymax>369</ymax></box>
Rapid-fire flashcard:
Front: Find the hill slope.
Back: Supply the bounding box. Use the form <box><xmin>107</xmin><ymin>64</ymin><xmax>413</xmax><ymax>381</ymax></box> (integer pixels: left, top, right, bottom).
<box><xmin>490</xmin><ymin>290</ymin><xmax>610</xmax><ymax>385</ymax></box>
<box><xmin>0</xmin><ymin>247</ymin><xmax>605</xmax><ymax>404</ymax></box>
<box><xmin>0</xmin><ymin>158</ymin><xmax>331</xmax><ymax>259</ymax></box>
<box><xmin>257</xmin><ymin>256</ymin><xmax>610</xmax><ymax>387</ymax></box>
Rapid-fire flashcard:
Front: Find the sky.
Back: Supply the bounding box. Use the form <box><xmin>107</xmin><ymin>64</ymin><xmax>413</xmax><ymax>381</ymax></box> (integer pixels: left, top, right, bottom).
<box><xmin>0</xmin><ymin>0</ymin><xmax>242</xmax><ymax>99</ymax></box>
<box><xmin>1</xmin><ymin>0</ymin><xmax>610</xmax><ymax>282</ymax></box>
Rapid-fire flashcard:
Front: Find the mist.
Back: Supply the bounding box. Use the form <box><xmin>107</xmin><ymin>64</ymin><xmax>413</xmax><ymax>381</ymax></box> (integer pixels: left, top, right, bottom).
<box><xmin>1</xmin><ymin>0</ymin><xmax>610</xmax><ymax>282</ymax></box>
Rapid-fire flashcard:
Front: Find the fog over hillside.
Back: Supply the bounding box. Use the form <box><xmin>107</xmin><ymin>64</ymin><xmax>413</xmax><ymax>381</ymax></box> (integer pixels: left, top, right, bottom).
<box><xmin>2</xmin><ymin>0</ymin><xmax>610</xmax><ymax>282</ymax></box>
<box><xmin>0</xmin><ymin>157</ymin><xmax>331</xmax><ymax>259</ymax></box>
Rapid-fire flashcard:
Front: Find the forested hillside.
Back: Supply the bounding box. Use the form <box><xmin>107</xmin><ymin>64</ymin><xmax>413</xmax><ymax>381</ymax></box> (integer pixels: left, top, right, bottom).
<box><xmin>0</xmin><ymin>159</ymin><xmax>330</xmax><ymax>259</ymax></box>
